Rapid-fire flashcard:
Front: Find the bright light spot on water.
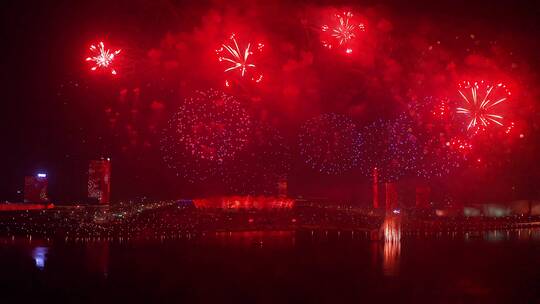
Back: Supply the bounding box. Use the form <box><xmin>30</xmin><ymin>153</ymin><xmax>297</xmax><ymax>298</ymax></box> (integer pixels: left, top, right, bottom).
<box><xmin>32</xmin><ymin>247</ymin><xmax>48</xmax><ymax>270</ymax></box>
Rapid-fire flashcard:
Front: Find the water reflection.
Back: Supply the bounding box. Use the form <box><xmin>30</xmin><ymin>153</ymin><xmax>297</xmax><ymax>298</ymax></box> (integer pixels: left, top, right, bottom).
<box><xmin>382</xmin><ymin>215</ymin><xmax>401</xmax><ymax>242</ymax></box>
<box><xmin>383</xmin><ymin>239</ymin><xmax>400</xmax><ymax>276</ymax></box>
<box><xmin>214</xmin><ymin>230</ymin><xmax>294</xmax><ymax>248</ymax></box>
<box><xmin>462</xmin><ymin>228</ymin><xmax>540</xmax><ymax>242</ymax></box>
<box><xmin>85</xmin><ymin>243</ymin><xmax>110</xmax><ymax>277</ymax></box>
<box><xmin>381</xmin><ymin>216</ymin><xmax>401</xmax><ymax>276</ymax></box>
<box><xmin>32</xmin><ymin>246</ymin><xmax>48</xmax><ymax>270</ymax></box>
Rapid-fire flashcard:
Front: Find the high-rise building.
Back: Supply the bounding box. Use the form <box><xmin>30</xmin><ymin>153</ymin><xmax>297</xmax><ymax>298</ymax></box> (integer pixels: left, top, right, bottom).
<box><xmin>88</xmin><ymin>159</ymin><xmax>111</xmax><ymax>204</ymax></box>
<box><xmin>24</xmin><ymin>173</ymin><xmax>49</xmax><ymax>203</ymax></box>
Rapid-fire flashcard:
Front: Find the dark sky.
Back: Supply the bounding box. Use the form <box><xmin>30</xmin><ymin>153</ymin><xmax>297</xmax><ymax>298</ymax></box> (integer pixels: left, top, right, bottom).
<box><xmin>2</xmin><ymin>0</ymin><xmax>540</xmax><ymax>203</ymax></box>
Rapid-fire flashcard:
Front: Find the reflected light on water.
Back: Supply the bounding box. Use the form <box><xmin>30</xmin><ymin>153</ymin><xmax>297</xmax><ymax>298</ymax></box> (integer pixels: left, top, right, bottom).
<box><xmin>32</xmin><ymin>246</ymin><xmax>48</xmax><ymax>270</ymax></box>
<box><xmin>382</xmin><ymin>216</ymin><xmax>401</xmax><ymax>276</ymax></box>
<box><xmin>382</xmin><ymin>215</ymin><xmax>401</xmax><ymax>243</ymax></box>
<box><xmin>214</xmin><ymin>231</ymin><xmax>294</xmax><ymax>248</ymax></box>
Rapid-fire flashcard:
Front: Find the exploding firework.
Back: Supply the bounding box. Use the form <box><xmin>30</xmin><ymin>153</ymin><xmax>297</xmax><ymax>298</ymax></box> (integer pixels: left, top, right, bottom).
<box><xmin>360</xmin><ymin>115</ymin><xmax>420</xmax><ymax>181</ymax></box>
<box><xmin>416</xmin><ymin>137</ymin><xmax>465</xmax><ymax>179</ymax></box>
<box><xmin>451</xmin><ymin>81</ymin><xmax>523</xmax><ymax>168</ymax></box>
<box><xmin>216</xmin><ymin>34</ymin><xmax>264</xmax><ymax>87</ymax></box>
<box><xmin>321</xmin><ymin>11</ymin><xmax>365</xmax><ymax>54</ymax></box>
<box><xmin>298</xmin><ymin>113</ymin><xmax>361</xmax><ymax>174</ymax></box>
<box><xmin>85</xmin><ymin>42</ymin><xmax>121</xmax><ymax>75</ymax></box>
<box><xmin>407</xmin><ymin>96</ymin><xmax>465</xmax><ymax>178</ymax></box>
<box><xmin>161</xmin><ymin>90</ymin><xmax>252</xmax><ymax>181</ymax></box>
<box><xmin>456</xmin><ymin>81</ymin><xmax>510</xmax><ymax>132</ymax></box>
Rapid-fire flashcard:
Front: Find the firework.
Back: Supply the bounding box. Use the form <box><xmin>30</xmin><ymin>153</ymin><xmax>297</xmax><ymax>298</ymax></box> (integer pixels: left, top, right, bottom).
<box><xmin>447</xmin><ymin>138</ymin><xmax>473</xmax><ymax>153</ymax></box>
<box><xmin>85</xmin><ymin>42</ymin><xmax>121</xmax><ymax>75</ymax></box>
<box><xmin>504</xmin><ymin>121</ymin><xmax>515</xmax><ymax>134</ymax></box>
<box><xmin>360</xmin><ymin>115</ymin><xmax>420</xmax><ymax>181</ymax></box>
<box><xmin>216</xmin><ymin>34</ymin><xmax>264</xmax><ymax>87</ymax></box>
<box><xmin>407</xmin><ymin>96</ymin><xmax>465</xmax><ymax>178</ymax></box>
<box><xmin>416</xmin><ymin>137</ymin><xmax>465</xmax><ymax>179</ymax></box>
<box><xmin>161</xmin><ymin>90</ymin><xmax>251</xmax><ymax>181</ymax></box>
<box><xmin>298</xmin><ymin>113</ymin><xmax>361</xmax><ymax>174</ymax></box>
<box><xmin>321</xmin><ymin>11</ymin><xmax>365</xmax><ymax>54</ymax></box>
<box><xmin>456</xmin><ymin>80</ymin><xmax>510</xmax><ymax>132</ymax></box>
<box><xmin>451</xmin><ymin>81</ymin><xmax>521</xmax><ymax>168</ymax></box>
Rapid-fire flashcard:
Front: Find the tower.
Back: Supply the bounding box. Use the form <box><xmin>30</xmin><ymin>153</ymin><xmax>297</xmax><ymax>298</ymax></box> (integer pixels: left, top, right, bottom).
<box><xmin>372</xmin><ymin>167</ymin><xmax>379</xmax><ymax>209</ymax></box>
<box><xmin>88</xmin><ymin>158</ymin><xmax>111</xmax><ymax>204</ymax></box>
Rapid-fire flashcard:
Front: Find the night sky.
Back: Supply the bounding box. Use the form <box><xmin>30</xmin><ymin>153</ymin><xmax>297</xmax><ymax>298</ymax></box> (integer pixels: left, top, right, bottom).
<box><xmin>2</xmin><ymin>0</ymin><xmax>540</xmax><ymax>203</ymax></box>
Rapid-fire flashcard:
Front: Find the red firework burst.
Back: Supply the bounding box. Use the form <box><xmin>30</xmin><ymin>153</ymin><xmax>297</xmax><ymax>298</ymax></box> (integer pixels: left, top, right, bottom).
<box><xmin>321</xmin><ymin>11</ymin><xmax>365</xmax><ymax>54</ymax></box>
<box><xmin>161</xmin><ymin>90</ymin><xmax>252</xmax><ymax>182</ymax></box>
<box><xmin>216</xmin><ymin>34</ymin><xmax>264</xmax><ymax>87</ymax></box>
<box><xmin>85</xmin><ymin>41</ymin><xmax>121</xmax><ymax>75</ymax></box>
<box><xmin>456</xmin><ymin>81</ymin><xmax>510</xmax><ymax>132</ymax></box>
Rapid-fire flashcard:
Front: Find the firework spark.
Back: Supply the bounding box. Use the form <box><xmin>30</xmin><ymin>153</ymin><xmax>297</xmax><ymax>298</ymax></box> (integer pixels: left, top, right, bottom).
<box><xmin>360</xmin><ymin>115</ymin><xmax>420</xmax><ymax>181</ymax></box>
<box><xmin>299</xmin><ymin>113</ymin><xmax>361</xmax><ymax>174</ymax></box>
<box><xmin>407</xmin><ymin>96</ymin><xmax>465</xmax><ymax>178</ymax></box>
<box><xmin>456</xmin><ymin>81</ymin><xmax>510</xmax><ymax>132</ymax></box>
<box><xmin>216</xmin><ymin>34</ymin><xmax>264</xmax><ymax>86</ymax></box>
<box><xmin>321</xmin><ymin>11</ymin><xmax>365</xmax><ymax>54</ymax></box>
<box><xmin>85</xmin><ymin>42</ymin><xmax>121</xmax><ymax>75</ymax></box>
<box><xmin>447</xmin><ymin>138</ymin><xmax>473</xmax><ymax>153</ymax></box>
<box><xmin>161</xmin><ymin>90</ymin><xmax>252</xmax><ymax>182</ymax></box>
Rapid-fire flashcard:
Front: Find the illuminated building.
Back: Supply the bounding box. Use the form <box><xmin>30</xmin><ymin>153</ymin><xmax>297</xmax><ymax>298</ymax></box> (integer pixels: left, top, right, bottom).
<box><xmin>88</xmin><ymin>159</ymin><xmax>111</xmax><ymax>204</ymax></box>
<box><xmin>24</xmin><ymin>173</ymin><xmax>49</xmax><ymax>203</ymax></box>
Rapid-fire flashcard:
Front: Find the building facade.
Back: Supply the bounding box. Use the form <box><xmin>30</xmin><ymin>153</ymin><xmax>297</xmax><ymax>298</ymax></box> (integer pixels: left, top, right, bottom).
<box><xmin>88</xmin><ymin>159</ymin><xmax>111</xmax><ymax>204</ymax></box>
<box><xmin>24</xmin><ymin>174</ymin><xmax>49</xmax><ymax>203</ymax></box>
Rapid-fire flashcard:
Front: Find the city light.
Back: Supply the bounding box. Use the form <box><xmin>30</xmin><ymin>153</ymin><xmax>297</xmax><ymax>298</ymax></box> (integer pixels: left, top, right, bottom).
<box><xmin>32</xmin><ymin>247</ymin><xmax>48</xmax><ymax>270</ymax></box>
